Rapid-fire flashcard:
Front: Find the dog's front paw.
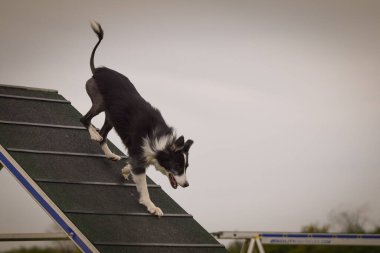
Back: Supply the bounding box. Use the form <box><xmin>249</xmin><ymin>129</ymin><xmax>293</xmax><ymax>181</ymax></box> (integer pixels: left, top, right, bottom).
<box><xmin>139</xmin><ymin>198</ymin><xmax>164</xmax><ymax>217</ymax></box>
<box><xmin>147</xmin><ymin>204</ymin><xmax>164</xmax><ymax>217</ymax></box>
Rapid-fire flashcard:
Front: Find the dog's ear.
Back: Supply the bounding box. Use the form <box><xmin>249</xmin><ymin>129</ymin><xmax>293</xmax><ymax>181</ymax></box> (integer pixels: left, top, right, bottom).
<box><xmin>183</xmin><ymin>139</ymin><xmax>194</xmax><ymax>153</ymax></box>
<box><xmin>173</xmin><ymin>136</ymin><xmax>185</xmax><ymax>150</ymax></box>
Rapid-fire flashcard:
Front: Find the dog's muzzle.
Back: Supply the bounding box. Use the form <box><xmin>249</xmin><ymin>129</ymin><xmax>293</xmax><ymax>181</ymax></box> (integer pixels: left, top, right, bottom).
<box><xmin>168</xmin><ymin>173</ymin><xmax>189</xmax><ymax>189</ymax></box>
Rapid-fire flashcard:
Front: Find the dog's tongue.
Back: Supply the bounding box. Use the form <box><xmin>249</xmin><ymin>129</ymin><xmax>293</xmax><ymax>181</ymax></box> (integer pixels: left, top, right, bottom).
<box><xmin>169</xmin><ymin>174</ymin><xmax>178</xmax><ymax>189</ymax></box>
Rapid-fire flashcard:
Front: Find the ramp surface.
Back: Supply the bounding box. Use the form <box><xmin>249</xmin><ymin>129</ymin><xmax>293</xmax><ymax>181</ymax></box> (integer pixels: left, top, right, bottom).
<box><xmin>0</xmin><ymin>84</ymin><xmax>227</xmax><ymax>253</ymax></box>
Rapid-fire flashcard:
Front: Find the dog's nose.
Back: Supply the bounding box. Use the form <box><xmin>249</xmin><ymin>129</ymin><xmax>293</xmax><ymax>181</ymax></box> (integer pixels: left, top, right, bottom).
<box><xmin>183</xmin><ymin>182</ymin><xmax>189</xmax><ymax>188</ymax></box>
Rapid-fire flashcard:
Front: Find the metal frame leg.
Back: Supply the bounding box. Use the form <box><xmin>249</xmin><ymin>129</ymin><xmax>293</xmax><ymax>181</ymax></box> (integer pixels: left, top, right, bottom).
<box><xmin>256</xmin><ymin>237</ymin><xmax>265</xmax><ymax>253</ymax></box>
<box><xmin>247</xmin><ymin>238</ymin><xmax>256</xmax><ymax>253</ymax></box>
<box><xmin>240</xmin><ymin>239</ymin><xmax>249</xmax><ymax>253</ymax></box>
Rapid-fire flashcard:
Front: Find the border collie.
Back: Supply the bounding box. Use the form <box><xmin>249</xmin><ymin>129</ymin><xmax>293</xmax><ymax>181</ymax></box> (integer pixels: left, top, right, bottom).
<box><xmin>80</xmin><ymin>22</ymin><xmax>193</xmax><ymax>216</ymax></box>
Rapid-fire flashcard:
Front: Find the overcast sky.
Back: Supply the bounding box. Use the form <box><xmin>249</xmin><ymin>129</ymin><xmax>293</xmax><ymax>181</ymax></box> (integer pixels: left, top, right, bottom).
<box><xmin>1</xmin><ymin>0</ymin><xmax>380</xmax><ymax>250</ymax></box>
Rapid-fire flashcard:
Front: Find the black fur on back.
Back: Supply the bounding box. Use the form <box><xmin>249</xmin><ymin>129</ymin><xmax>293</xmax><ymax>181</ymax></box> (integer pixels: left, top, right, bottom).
<box><xmin>93</xmin><ymin>67</ymin><xmax>175</xmax><ymax>162</ymax></box>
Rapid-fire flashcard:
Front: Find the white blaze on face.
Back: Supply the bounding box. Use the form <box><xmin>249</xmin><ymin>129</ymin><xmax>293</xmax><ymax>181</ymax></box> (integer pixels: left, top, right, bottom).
<box><xmin>172</xmin><ymin>153</ymin><xmax>189</xmax><ymax>187</ymax></box>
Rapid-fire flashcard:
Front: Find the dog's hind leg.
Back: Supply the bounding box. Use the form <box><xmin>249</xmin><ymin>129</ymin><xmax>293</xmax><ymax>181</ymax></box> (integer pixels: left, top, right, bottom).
<box><xmin>80</xmin><ymin>78</ymin><xmax>104</xmax><ymax>142</ymax></box>
<box><xmin>99</xmin><ymin>113</ymin><xmax>121</xmax><ymax>161</ymax></box>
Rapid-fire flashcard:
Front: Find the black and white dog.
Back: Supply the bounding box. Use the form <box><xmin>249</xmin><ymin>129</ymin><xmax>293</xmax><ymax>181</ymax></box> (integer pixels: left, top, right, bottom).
<box><xmin>80</xmin><ymin>22</ymin><xmax>193</xmax><ymax>216</ymax></box>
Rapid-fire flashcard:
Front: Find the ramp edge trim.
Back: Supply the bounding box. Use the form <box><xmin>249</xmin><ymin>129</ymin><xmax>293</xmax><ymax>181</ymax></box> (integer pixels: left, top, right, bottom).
<box><xmin>65</xmin><ymin>210</ymin><xmax>192</xmax><ymax>218</ymax></box>
<box><xmin>0</xmin><ymin>84</ymin><xmax>58</xmax><ymax>93</ymax></box>
<box><xmin>35</xmin><ymin>178</ymin><xmax>160</xmax><ymax>188</ymax></box>
<box><xmin>7</xmin><ymin>148</ymin><xmax>128</xmax><ymax>159</ymax></box>
<box><xmin>0</xmin><ymin>94</ymin><xmax>70</xmax><ymax>103</ymax></box>
<box><xmin>94</xmin><ymin>242</ymin><xmax>225</xmax><ymax>248</ymax></box>
<box><xmin>0</xmin><ymin>120</ymin><xmax>86</xmax><ymax>130</ymax></box>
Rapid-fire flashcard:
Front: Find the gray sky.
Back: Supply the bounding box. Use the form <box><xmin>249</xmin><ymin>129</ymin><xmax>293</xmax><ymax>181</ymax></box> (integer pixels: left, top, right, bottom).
<box><xmin>1</xmin><ymin>0</ymin><xmax>380</xmax><ymax>249</ymax></box>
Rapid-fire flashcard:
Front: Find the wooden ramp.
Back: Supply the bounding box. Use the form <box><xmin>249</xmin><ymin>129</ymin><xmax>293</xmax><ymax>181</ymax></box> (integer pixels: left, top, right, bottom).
<box><xmin>0</xmin><ymin>84</ymin><xmax>227</xmax><ymax>253</ymax></box>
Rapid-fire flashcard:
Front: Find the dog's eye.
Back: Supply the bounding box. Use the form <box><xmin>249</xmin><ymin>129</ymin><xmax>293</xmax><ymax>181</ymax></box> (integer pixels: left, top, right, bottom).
<box><xmin>170</xmin><ymin>169</ymin><xmax>180</xmax><ymax>176</ymax></box>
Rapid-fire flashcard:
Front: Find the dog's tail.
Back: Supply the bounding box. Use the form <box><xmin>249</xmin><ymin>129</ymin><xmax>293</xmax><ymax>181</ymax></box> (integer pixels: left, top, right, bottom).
<box><xmin>90</xmin><ymin>21</ymin><xmax>104</xmax><ymax>74</ymax></box>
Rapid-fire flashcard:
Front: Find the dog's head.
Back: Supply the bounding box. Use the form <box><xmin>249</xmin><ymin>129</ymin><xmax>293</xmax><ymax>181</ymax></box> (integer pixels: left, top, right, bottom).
<box><xmin>155</xmin><ymin>136</ymin><xmax>194</xmax><ymax>189</ymax></box>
